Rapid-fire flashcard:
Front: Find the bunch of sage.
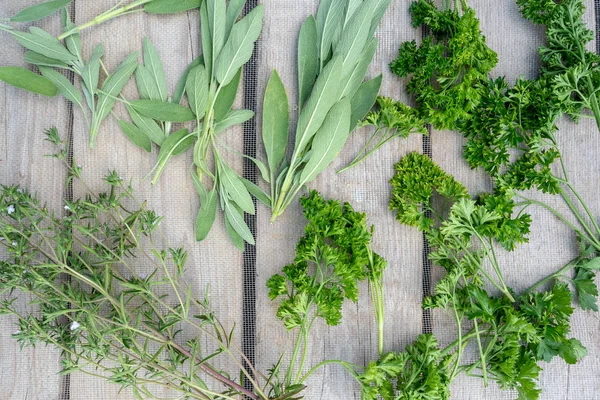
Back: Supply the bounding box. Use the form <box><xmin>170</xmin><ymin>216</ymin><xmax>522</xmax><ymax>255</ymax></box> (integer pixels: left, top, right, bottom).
<box><xmin>261</xmin><ymin>0</ymin><xmax>391</xmax><ymax>222</ymax></box>
<box><xmin>0</xmin><ymin>1</ymin><xmax>203</xmax><ymax>147</ymax></box>
<box><xmin>135</xmin><ymin>0</ymin><xmax>263</xmax><ymax>249</ymax></box>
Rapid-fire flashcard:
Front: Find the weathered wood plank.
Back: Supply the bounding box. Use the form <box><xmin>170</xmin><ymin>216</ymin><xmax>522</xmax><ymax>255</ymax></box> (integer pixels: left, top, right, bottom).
<box><xmin>0</xmin><ymin>1</ymin><xmax>71</xmax><ymax>398</ymax></box>
<box><xmin>254</xmin><ymin>2</ymin><xmax>423</xmax><ymax>399</ymax></box>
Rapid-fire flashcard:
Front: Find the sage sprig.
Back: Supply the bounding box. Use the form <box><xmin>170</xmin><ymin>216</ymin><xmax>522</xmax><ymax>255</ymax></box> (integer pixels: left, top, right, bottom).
<box><xmin>262</xmin><ymin>0</ymin><xmax>390</xmax><ymax>222</ymax></box>
<box><xmin>132</xmin><ymin>0</ymin><xmax>263</xmax><ymax>248</ymax></box>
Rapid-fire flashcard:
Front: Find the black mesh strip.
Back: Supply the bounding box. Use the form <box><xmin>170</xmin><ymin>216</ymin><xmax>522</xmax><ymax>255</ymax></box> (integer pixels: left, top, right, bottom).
<box><xmin>421</xmin><ymin>23</ymin><xmax>433</xmax><ymax>334</ymax></box>
<box><xmin>421</xmin><ymin>129</ymin><xmax>433</xmax><ymax>334</ymax></box>
<box><xmin>596</xmin><ymin>0</ymin><xmax>600</xmax><ymax>55</ymax></box>
<box><xmin>242</xmin><ymin>0</ymin><xmax>259</xmax><ymax>392</ymax></box>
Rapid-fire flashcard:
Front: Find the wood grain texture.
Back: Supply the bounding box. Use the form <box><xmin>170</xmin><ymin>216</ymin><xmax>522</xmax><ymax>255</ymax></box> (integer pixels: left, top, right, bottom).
<box><xmin>0</xmin><ymin>1</ymin><xmax>70</xmax><ymax>398</ymax></box>
<box><xmin>255</xmin><ymin>2</ymin><xmax>423</xmax><ymax>399</ymax></box>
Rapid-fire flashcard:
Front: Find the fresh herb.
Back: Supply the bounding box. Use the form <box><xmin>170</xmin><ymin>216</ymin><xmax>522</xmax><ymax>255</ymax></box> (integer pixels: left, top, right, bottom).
<box><xmin>390</xmin><ymin>0</ymin><xmax>498</xmax><ymax>131</ymax></box>
<box><xmin>262</xmin><ymin>0</ymin><xmax>391</xmax><ymax>222</ymax></box>
<box><xmin>356</xmin><ymin>153</ymin><xmax>592</xmax><ymax>399</ymax></box>
<box><xmin>339</xmin><ymin>96</ymin><xmax>427</xmax><ymax>173</ymax></box>
<box><xmin>1</xmin><ymin>128</ymin><xmax>277</xmax><ymax>400</ymax></box>
<box><xmin>267</xmin><ymin>191</ymin><xmax>388</xmax><ymax>394</ymax></box>
<box><xmin>517</xmin><ymin>0</ymin><xmax>600</xmax><ymax>131</ymax></box>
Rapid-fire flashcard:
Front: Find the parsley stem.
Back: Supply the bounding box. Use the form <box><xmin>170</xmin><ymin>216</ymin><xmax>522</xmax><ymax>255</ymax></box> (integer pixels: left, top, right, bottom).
<box><xmin>521</xmin><ymin>257</ymin><xmax>579</xmax><ymax>296</ymax></box>
<box><xmin>298</xmin><ymin>360</ymin><xmax>359</xmax><ymax>384</ymax></box>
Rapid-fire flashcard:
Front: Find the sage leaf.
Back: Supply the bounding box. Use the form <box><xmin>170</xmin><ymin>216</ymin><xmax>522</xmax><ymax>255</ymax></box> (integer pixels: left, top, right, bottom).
<box><xmin>0</xmin><ymin>67</ymin><xmax>58</xmax><ymax>97</ymax></box>
<box><xmin>117</xmin><ymin>120</ymin><xmax>152</xmax><ymax>152</ymax></box>
<box><xmin>142</xmin><ymin>38</ymin><xmax>168</xmax><ymax>102</ymax></box>
<box><xmin>144</xmin><ymin>0</ymin><xmax>202</xmax><ymax>14</ymax></box>
<box><xmin>91</xmin><ymin>53</ymin><xmax>138</xmax><ymax>148</ymax></box>
<box><xmin>174</xmin><ymin>57</ymin><xmax>202</xmax><ymax>104</ymax></box>
<box><xmin>25</xmin><ymin>51</ymin><xmax>69</xmax><ymax>69</ymax></box>
<box><xmin>196</xmin><ymin>189</ymin><xmax>218</xmax><ymax>241</ymax></box>
<box><xmin>208</xmin><ymin>0</ymin><xmax>227</xmax><ymax>63</ymax></box>
<box><xmin>220</xmin><ymin>164</ymin><xmax>255</xmax><ymax>215</ymax></box>
<box><xmin>152</xmin><ymin>129</ymin><xmax>195</xmax><ymax>183</ymax></box>
<box><xmin>224</xmin><ymin>201</ymin><xmax>255</xmax><ymax>245</ymax></box>
<box><xmin>135</xmin><ymin>66</ymin><xmax>157</xmax><ymax>100</ymax></box>
<box><xmin>11</xmin><ymin>29</ymin><xmax>77</xmax><ymax>63</ymax></box>
<box><xmin>190</xmin><ymin>169</ymin><xmax>208</xmax><ymax>202</ymax></box>
<box><xmin>225</xmin><ymin>213</ymin><xmax>245</xmax><ymax>251</ymax></box>
<box><xmin>214</xmin><ymin>68</ymin><xmax>242</xmax><ymax>121</ymax></box>
<box><xmin>129</xmin><ymin>100</ymin><xmax>196</xmax><ymax>122</ymax></box>
<box><xmin>185</xmin><ymin>65</ymin><xmax>209</xmax><ymax>120</ymax></box>
<box><xmin>126</xmin><ymin>105</ymin><xmax>165</xmax><ymax>145</ymax></box>
<box><xmin>345</xmin><ymin>0</ymin><xmax>362</xmax><ymax>25</ymax></box>
<box><xmin>241</xmin><ymin>178</ymin><xmax>271</xmax><ymax>207</ymax></box>
<box><xmin>215</xmin><ymin>4</ymin><xmax>264</xmax><ymax>86</ymax></box>
<box><xmin>11</xmin><ymin>0</ymin><xmax>73</xmax><ymax>23</ymax></box>
<box><xmin>340</xmin><ymin>38</ymin><xmax>377</xmax><ymax>99</ymax></box>
<box><xmin>263</xmin><ymin>70</ymin><xmax>289</xmax><ymax>173</ymax></box>
<box><xmin>225</xmin><ymin>0</ymin><xmax>246</xmax><ymax>40</ymax></box>
<box><xmin>61</xmin><ymin>9</ymin><xmax>82</xmax><ymax>62</ymax></box>
<box><xmin>39</xmin><ymin>66</ymin><xmax>83</xmax><ymax>107</ymax></box>
<box><xmin>298</xmin><ymin>16</ymin><xmax>318</xmax><ymax>108</ymax></box>
<box><xmin>214</xmin><ymin>109</ymin><xmax>254</xmax><ymax>134</ymax></box>
<box><xmin>315</xmin><ymin>0</ymin><xmax>345</xmax><ymax>67</ymax></box>
<box><xmin>350</xmin><ymin>74</ymin><xmax>382</xmax><ymax>129</ymax></box>
<box><xmin>335</xmin><ymin>2</ymin><xmax>373</xmax><ymax>76</ymax></box>
<box><xmin>200</xmin><ymin>2</ymin><xmax>214</xmax><ymax>77</ymax></box>
<box><xmin>81</xmin><ymin>43</ymin><xmax>104</xmax><ymax>103</ymax></box>
<box><xmin>244</xmin><ymin>155</ymin><xmax>271</xmax><ymax>183</ymax></box>
<box><xmin>294</xmin><ymin>56</ymin><xmax>342</xmax><ymax>154</ymax></box>
<box><xmin>299</xmin><ymin>98</ymin><xmax>351</xmax><ymax>184</ymax></box>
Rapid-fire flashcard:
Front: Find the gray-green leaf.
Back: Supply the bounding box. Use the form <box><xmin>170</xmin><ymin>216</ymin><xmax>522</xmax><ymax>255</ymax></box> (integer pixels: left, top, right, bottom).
<box><xmin>185</xmin><ymin>65</ymin><xmax>209</xmax><ymax>120</ymax></box>
<box><xmin>294</xmin><ymin>56</ymin><xmax>342</xmax><ymax>155</ymax></box>
<box><xmin>145</xmin><ymin>0</ymin><xmax>202</xmax><ymax>13</ymax></box>
<box><xmin>224</xmin><ymin>201</ymin><xmax>255</xmax><ymax>245</ymax></box>
<box><xmin>214</xmin><ymin>68</ymin><xmax>241</xmax><ymax>121</ymax></box>
<box><xmin>118</xmin><ymin>120</ymin><xmax>152</xmax><ymax>152</ymax></box>
<box><xmin>263</xmin><ymin>70</ymin><xmax>289</xmax><ymax>173</ymax></box>
<box><xmin>214</xmin><ymin>109</ymin><xmax>254</xmax><ymax>134</ymax></box>
<box><xmin>299</xmin><ymin>98</ymin><xmax>351</xmax><ymax>184</ymax></box>
<box><xmin>174</xmin><ymin>57</ymin><xmax>203</xmax><ymax>104</ymax></box>
<box><xmin>242</xmin><ymin>178</ymin><xmax>271</xmax><ymax>207</ymax></box>
<box><xmin>225</xmin><ymin>211</ymin><xmax>245</xmax><ymax>251</ymax></box>
<box><xmin>220</xmin><ymin>164</ymin><xmax>255</xmax><ymax>215</ymax></box>
<box><xmin>11</xmin><ymin>0</ymin><xmax>73</xmax><ymax>23</ymax></box>
<box><xmin>339</xmin><ymin>38</ymin><xmax>377</xmax><ymax>100</ymax></box>
<box><xmin>142</xmin><ymin>38</ymin><xmax>168</xmax><ymax>101</ymax></box>
<box><xmin>196</xmin><ymin>189</ymin><xmax>218</xmax><ymax>241</ymax></box>
<box><xmin>215</xmin><ymin>5</ymin><xmax>264</xmax><ymax>86</ymax></box>
<box><xmin>152</xmin><ymin>129</ymin><xmax>196</xmax><ymax>183</ymax></box>
<box><xmin>298</xmin><ymin>16</ymin><xmax>318</xmax><ymax>108</ymax></box>
<box><xmin>350</xmin><ymin>74</ymin><xmax>382</xmax><ymax>130</ymax></box>
<box><xmin>39</xmin><ymin>66</ymin><xmax>82</xmax><ymax>107</ymax></box>
<box><xmin>24</xmin><ymin>51</ymin><xmax>69</xmax><ymax>69</ymax></box>
<box><xmin>225</xmin><ymin>0</ymin><xmax>245</xmax><ymax>41</ymax></box>
<box><xmin>208</xmin><ymin>0</ymin><xmax>227</xmax><ymax>63</ymax></box>
<box><xmin>61</xmin><ymin>9</ymin><xmax>82</xmax><ymax>62</ymax></box>
<box><xmin>11</xmin><ymin>28</ymin><xmax>77</xmax><ymax>63</ymax></box>
<box><xmin>129</xmin><ymin>100</ymin><xmax>196</xmax><ymax>122</ymax></box>
<box><xmin>315</xmin><ymin>0</ymin><xmax>345</xmax><ymax>67</ymax></box>
<box><xmin>200</xmin><ymin>2</ymin><xmax>214</xmax><ymax>77</ymax></box>
<box><xmin>335</xmin><ymin>2</ymin><xmax>373</xmax><ymax>77</ymax></box>
<box><xmin>126</xmin><ymin>104</ymin><xmax>166</xmax><ymax>145</ymax></box>
<box><xmin>0</xmin><ymin>67</ymin><xmax>58</xmax><ymax>97</ymax></box>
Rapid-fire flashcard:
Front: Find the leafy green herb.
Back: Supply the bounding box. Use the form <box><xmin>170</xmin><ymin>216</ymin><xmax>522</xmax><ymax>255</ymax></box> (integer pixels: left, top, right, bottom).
<box><xmin>0</xmin><ymin>66</ymin><xmax>58</xmax><ymax>97</ymax></box>
<box><xmin>10</xmin><ymin>0</ymin><xmax>73</xmax><ymax>23</ymax></box>
<box><xmin>267</xmin><ymin>191</ymin><xmax>387</xmax><ymax>393</ymax></box>
<box><xmin>390</xmin><ymin>0</ymin><xmax>498</xmax><ymax>130</ymax></box>
<box><xmin>262</xmin><ymin>0</ymin><xmax>390</xmax><ymax>222</ymax></box>
<box><xmin>339</xmin><ymin>96</ymin><xmax>427</xmax><ymax>173</ymax></box>
<box><xmin>0</xmin><ymin>128</ymin><xmax>286</xmax><ymax>400</ymax></box>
